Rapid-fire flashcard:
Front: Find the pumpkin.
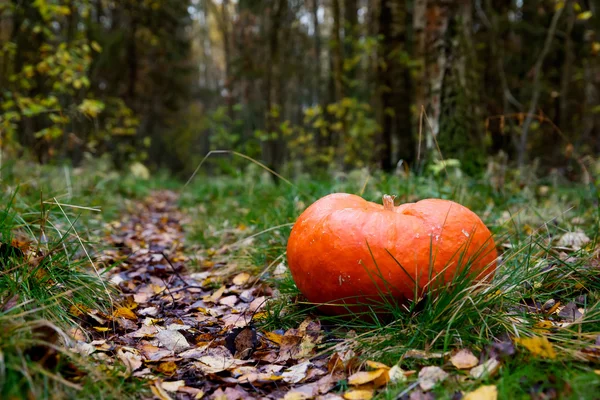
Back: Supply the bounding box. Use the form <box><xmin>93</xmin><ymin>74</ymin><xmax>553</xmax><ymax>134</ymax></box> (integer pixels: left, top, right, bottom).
<box><xmin>286</xmin><ymin>193</ymin><xmax>497</xmax><ymax>315</ymax></box>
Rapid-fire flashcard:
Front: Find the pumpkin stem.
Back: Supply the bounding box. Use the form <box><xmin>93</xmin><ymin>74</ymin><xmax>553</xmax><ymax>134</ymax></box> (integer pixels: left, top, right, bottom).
<box><xmin>383</xmin><ymin>194</ymin><xmax>396</xmax><ymax>211</ymax></box>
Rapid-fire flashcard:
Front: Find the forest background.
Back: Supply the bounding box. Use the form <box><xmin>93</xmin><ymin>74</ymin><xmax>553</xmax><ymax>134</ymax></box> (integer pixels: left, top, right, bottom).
<box><xmin>1</xmin><ymin>0</ymin><xmax>600</xmax><ymax>179</ymax></box>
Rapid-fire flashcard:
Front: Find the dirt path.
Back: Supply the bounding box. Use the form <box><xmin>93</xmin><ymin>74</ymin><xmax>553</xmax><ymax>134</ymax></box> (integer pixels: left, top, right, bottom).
<box><xmin>79</xmin><ymin>191</ymin><xmax>347</xmax><ymax>399</ymax></box>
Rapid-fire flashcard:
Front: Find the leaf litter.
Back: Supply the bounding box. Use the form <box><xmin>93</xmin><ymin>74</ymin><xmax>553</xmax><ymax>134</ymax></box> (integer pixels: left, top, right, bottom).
<box><xmin>62</xmin><ymin>191</ymin><xmax>598</xmax><ymax>399</ymax></box>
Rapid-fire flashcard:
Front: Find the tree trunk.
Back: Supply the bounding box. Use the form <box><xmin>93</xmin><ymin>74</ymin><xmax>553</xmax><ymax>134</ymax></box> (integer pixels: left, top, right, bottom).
<box><xmin>344</xmin><ymin>0</ymin><xmax>358</xmax><ymax>95</ymax></box>
<box><xmin>379</xmin><ymin>0</ymin><xmax>415</xmax><ymax>171</ymax></box>
<box><xmin>221</xmin><ymin>0</ymin><xmax>234</xmax><ymax>119</ymax></box>
<box><xmin>331</xmin><ymin>0</ymin><xmax>344</xmax><ymax>102</ymax></box>
<box><xmin>263</xmin><ymin>0</ymin><xmax>285</xmax><ymax>177</ymax></box>
<box><xmin>311</xmin><ymin>0</ymin><xmax>322</xmax><ymax>106</ymax></box>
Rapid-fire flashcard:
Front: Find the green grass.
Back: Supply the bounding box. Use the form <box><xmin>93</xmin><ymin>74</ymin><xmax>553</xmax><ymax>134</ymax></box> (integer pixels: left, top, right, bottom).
<box><xmin>0</xmin><ymin>158</ymin><xmax>158</xmax><ymax>399</ymax></box>
<box><xmin>2</xmin><ymin>155</ymin><xmax>599</xmax><ymax>398</ymax></box>
<box><xmin>182</xmin><ymin>165</ymin><xmax>600</xmax><ymax>398</ymax></box>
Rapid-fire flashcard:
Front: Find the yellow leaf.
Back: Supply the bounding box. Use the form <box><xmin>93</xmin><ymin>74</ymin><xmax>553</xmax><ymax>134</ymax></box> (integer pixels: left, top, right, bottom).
<box><xmin>515</xmin><ymin>336</ymin><xmax>556</xmax><ymax>359</ymax></box>
<box><xmin>283</xmin><ymin>392</ymin><xmax>310</xmax><ymax>400</ymax></box>
<box><xmin>205</xmin><ymin>285</ymin><xmax>226</xmax><ymax>303</ymax></box>
<box><xmin>113</xmin><ymin>307</ymin><xmax>137</xmax><ymax>320</ymax></box>
<box><xmin>232</xmin><ymin>272</ymin><xmax>250</xmax><ymax>286</ymax></box>
<box><xmin>348</xmin><ymin>369</ymin><xmax>385</xmax><ymax>386</ymax></box>
<box><xmin>93</xmin><ymin>326</ymin><xmax>109</xmax><ymax>332</ymax></box>
<box><xmin>264</xmin><ymin>331</ymin><xmax>284</xmax><ymax>344</ymax></box>
<box><xmin>343</xmin><ymin>389</ymin><xmax>374</xmax><ymax>400</ymax></box>
<box><xmin>91</xmin><ymin>41</ymin><xmax>102</xmax><ymax>53</ymax></box>
<box><xmin>157</xmin><ymin>361</ymin><xmax>178</xmax><ymax>376</ymax></box>
<box><xmin>533</xmin><ymin>320</ymin><xmax>554</xmax><ymax>333</ymax></box>
<box><xmin>463</xmin><ymin>385</ymin><xmax>498</xmax><ymax>400</ymax></box>
<box><xmin>577</xmin><ymin>11</ymin><xmax>593</xmax><ymax>20</ymax></box>
<box><xmin>365</xmin><ymin>360</ymin><xmax>390</xmax><ymax>370</ymax></box>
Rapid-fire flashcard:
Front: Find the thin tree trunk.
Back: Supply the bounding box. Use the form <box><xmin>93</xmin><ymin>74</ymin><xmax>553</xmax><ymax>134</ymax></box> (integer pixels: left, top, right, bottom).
<box><xmin>263</xmin><ymin>0</ymin><xmax>285</xmax><ymax>176</ymax></box>
<box><xmin>221</xmin><ymin>0</ymin><xmax>234</xmax><ymax>119</ymax></box>
<box><xmin>331</xmin><ymin>0</ymin><xmax>344</xmax><ymax>102</ymax></box>
<box><xmin>517</xmin><ymin>6</ymin><xmax>563</xmax><ymax>168</ymax></box>
<box><xmin>558</xmin><ymin>0</ymin><xmax>574</xmax><ymax>132</ymax></box>
<box><xmin>311</xmin><ymin>0</ymin><xmax>322</xmax><ymax>106</ymax></box>
<box><xmin>344</xmin><ymin>0</ymin><xmax>358</xmax><ymax>95</ymax></box>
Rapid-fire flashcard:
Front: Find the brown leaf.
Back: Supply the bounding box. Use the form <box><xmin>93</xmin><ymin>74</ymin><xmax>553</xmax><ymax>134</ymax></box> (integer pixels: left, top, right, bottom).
<box><xmin>418</xmin><ymin>366</ymin><xmax>448</xmax><ymax>391</ymax></box>
<box><xmin>450</xmin><ymin>349</ymin><xmax>479</xmax><ymax>369</ymax></box>
<box><xmin>116</xmin><ymin>347</ymin><xmax>143</xmax><ymax>376</ymax></box>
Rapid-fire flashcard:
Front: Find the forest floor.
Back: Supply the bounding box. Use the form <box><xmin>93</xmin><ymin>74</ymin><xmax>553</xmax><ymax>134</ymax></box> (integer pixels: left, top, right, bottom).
<box><xmin>2</xmin><ymin>161</ymin><xmax>600</xmax><ymax>399</ymax></box>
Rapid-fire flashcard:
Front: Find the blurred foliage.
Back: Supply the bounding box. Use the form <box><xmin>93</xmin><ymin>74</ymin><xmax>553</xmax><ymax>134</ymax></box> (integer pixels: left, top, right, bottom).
<box><xmin>1</xmin><ymin>1</ymin><xmax>599</xmax><ymax>178</ymax></box>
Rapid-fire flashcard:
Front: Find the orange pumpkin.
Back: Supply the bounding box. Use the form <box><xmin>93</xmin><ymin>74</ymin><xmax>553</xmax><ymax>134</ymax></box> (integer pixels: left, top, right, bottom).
<box><xmin>286</xmin><ymin>193</ymin><xmax>497</xmax><ymax>315</ymax></box>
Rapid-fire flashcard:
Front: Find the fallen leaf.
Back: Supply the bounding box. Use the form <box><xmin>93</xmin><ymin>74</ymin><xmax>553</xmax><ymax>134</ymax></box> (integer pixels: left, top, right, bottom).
<box><xmin>463</xmin><ymin>385</ymin><xmax>498</xmax><ymax>400</ymax></box>
<box><xmin>451</xmin><ymin>349</ymin><xmax>479</xmax><ymax>369</ymax></box>
<box><xmin>418</xmin><ymin>366</ymin><xmax>448</xmax><ymax>391</ymax></box>
<box><xmin>365</xmin><ymin>360</ymin><xmax>389</xmax><ymax>369</ymax></box>
<box><xmin>156</xmin><ymin>361</ymin><xmax>178</xmax><ymax>376</ymax></box>
<box><xmin>470</xmin><ymin>358</ymin><xmax>500</xmax><ymax>379</ymax></box>
<box><xmin>558</xmin><ymin>231</ymin><xmax>590</xmax><ymax>250</ymax></box>
<box><xmin>205</xmin><ymin>285</ymin><xmax>226</xmax><ymax>303</ymax></box>
<box><xmin>343</xmin><ymin>389</ymin><xmax>373</xmax><ymax>400</ymax></box>
<box><xmin>348</xmin><ymin>369</ymin><xmax>386</xmax><ymax>386</ymax></box>
<box><xmin>283</xmin><ymin>392</ymin><xmax>311</xmax><ymax>400</ymax></box>
<box><xmin>388</xmin><ymin>365</ymin><xmax>407</xmax><ymax>384</ymax></box>
<box><xmin>116</xmin><ymin>347</ymin><xmax>143</xmax><ymax>376</ymax></box>
<box><xmin>151</xmin><ymin>383</ymin><xmax>174</xmax><ymax>400</ymax></box>
<box><xmin>282</xmin><ymin>361</ymin><xmax>310</xmax><ymax>383</ymax></box>
<box><xmin>113</xmin><ymin>307</ymin><xmax>137</xmax><ymax>320</ymax></box>
<box><xmin>156</xmin><ymin>329</ymin><xmax>190</xmax><ymax>353</ymax></box>
<box><xmin>514</xmin><ymin>336</ymin><xmax>556</xmax><ymax>359</ymax></box>
<box><xmin>232</xmin><ymin>272</ymin><xmax>251</xmax><ymax>286</ymax></box>
<box><xmin>195</xmin><ymin>355</ymin><xmax>248</xmax><ymax>374</ymax></box>
<box><xmin>161</xmin><ymin>380</ymin><xmax>185</xmax><ymax>392</ymax></box>
<box><xmin>558</xmin><ymin>302</ymin><xmax>583</xmax><ymax>322</ymax></box>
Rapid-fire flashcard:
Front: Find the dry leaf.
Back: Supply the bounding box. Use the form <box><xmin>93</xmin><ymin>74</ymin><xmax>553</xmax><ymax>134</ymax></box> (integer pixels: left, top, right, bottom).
<box><xmin>151</xmin><ymin>382</ymin><xmax>174</xmax><ymax>400</ymax></box>
<box><xmin>558</xmin><ymin>231</ymin><xmax>590</xmax><ymax>250</ymax></box>
<box><xmin>113</xmin><ymin>307</ymin><xmax>137</xmax><ymax>320</ymax></box>
<box><xmin>451</xmin><ymin>349</ymin><xmax>479</xmax><ymax>369</ymax></box>
<box><xmin>470</xmin><ymin>358</ymin><xmax>500</xmax><ymax>379</ymax></box>
<box><xmin>282</xmin><ymin>361</ymin><xmax>310</xmax><ymax>383</ymax></box>
<box><xmin>283</xmin><ymin>392</ymin><xmax>311</xmax><ymax>400</ymax></box>
<box><xmin>418</xmin><ymin>366</ymin><xmax>448</xmax><ymax>391</ymax></box>
<box><xmin>205</xmin><ymin>285</ymin><xmax>226</xmax><ymax>303</ymax></box>
<box><xmin>116</xmin><ymin>347</ymin><xmax>143</xmax><ymax>376</ymax></box>
<box><xmin>195</xmin><ymin>354</ymin><xmax>248</xmax><ymax>374</ymax></box>
<box><xmin>157</xmin><ymin>361</ymin><xmax>178</xmax><ymax>376</ymax></box>
<box><xmin>388</xmin><ymin>365</ymin><xmax>407</xmax><ymax>384</ymax></box>
<box><xmin>343</xmin><ymin>389</ymin><xmax>374</xmax><ymax>400</ymax></box>
<box><xmin>348</xmin><ymin>369</ymin><xmax>386</xmax><ymax>386</ymax></box>
<box><xmin>156</xmin><ymin>329</ymin><xmax>190</xmax><ymax>352</ymax></box>
<box><xmin>365</xmin><ymin>360</ymin><xmax>389</xmax><ymax>369</ymax></box>
<box><xmin>514</xmin><ymin>336</ymin><xmax>556</xmax><ymax>359</ymax></box>
<box><xmin>161</xmin><ymin>380</ymin><xmax>185</xmax><ymax>392</ymax></box>
<box><xmin>463</xmin><ymin>385</ymin><xmax>498</xmax><ymax>400</ymax></box>
<box><xmin>232</xmin><ymin>272</ymin><xmax>251</xmax><ymax>286</ymax></box>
